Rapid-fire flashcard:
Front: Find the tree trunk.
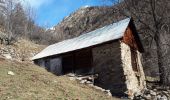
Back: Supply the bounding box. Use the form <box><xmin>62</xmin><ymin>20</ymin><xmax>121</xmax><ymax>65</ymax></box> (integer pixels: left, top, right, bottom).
<box><xmin>154</xmin><ymin>34</ymin><xmax>167</xmax><ymax>86</ymax></box>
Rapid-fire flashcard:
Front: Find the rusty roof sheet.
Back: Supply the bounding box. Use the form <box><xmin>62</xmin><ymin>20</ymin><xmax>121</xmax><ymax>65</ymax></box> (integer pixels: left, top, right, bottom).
<box><xmin>32</xmin><ymin>18</ymin><xmax>131</xmax><ymax>60</ymax></box>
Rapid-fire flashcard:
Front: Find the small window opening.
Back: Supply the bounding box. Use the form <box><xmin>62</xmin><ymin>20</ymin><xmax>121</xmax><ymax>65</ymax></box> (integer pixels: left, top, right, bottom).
<box><xmin>131</xmin><ymin>48</ymin><xmax>138</xmax><ymax>72</ymax></box>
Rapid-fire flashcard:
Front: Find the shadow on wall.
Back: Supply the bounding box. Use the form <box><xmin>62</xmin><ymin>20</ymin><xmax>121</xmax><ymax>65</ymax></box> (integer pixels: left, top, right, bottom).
<box><xmin>92</xmin><ymin>42</ymin><xmax>127</xmax><ymax>97</ymax></box>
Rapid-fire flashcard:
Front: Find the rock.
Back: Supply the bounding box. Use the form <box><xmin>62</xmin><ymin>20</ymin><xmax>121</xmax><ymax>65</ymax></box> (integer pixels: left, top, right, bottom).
<box><xmin>77</xmin><ymin>77</ymin><xmax>83</xmax><ymax>81</ymax></box>
<box><xmin>80</xmin><ymin>80</ymin><xmax>87</xmax><ymax>84</ymax></box>
<box><xmin>69</xmin><ymin>77</ymin><xmax>76</xmax><ymax>81</ymax></box>
<box><xmin>157</xmin><ymin>95</ymin><xmax>161</xmax><ymax>99</ymax></box>
<box><xmin>150</xmin><ymin>90</ymin><xmax>157</xmax><ymax>96</ymax></box>
<box><xmin>162</xmin><ymin>91</ymin><xmax>170</xmax><ymax>98</ymax></box>
<box><xmin>93</xmin><ymin>86</ymin><xmax>103</xmax><ymax>91</ymax></box>
<box><xmin>3</xmin><ymin>54</ymin><xmax>12</xmax><ymax>59</ymax></box>
<box><xmin>67</xmin><ymin>73</ymin><xmax>75</xmax><ymax>77</ymax></box>
<box><xmin>153</xmin><ymin>89</ymin><xmax>157</xmax><ymax>92</ymax></box>
<box><xmin>160</xmin><ymin>95</ymin><xmax>168</xmax><ymax>100</ymax></box>
<box><xmin>157</xmin><ymin>94</ymin><xmax>168</xmax><ymax>100</ymax></box>
<box><xmin>134</xmin><ymin>91</ymin><xmax>142</xmax><ymax>97</ymax></box>
<box><xmin>134</xmin><ymin>87</ymin><xmax>170</xmax><ymax>100</ymax></box>
<box><xmin>86</xmin><ymin>81</ymin><xmax>92</xmax><ymax>84</ymax></box>
<box><xmin>7</xmin><ymin>71</ymin><xmax>15</xmax><ymax>75</ymax></box>
<box><xmin>104</xmin><ymin>90</ymin><xmax>112</xmax><ymax>96</ymax></box>
<box><xmin>167</xmin><ymin>90</ymin><xmax>170</xmax><ymax>93</ymax></box>
<box><xmin>143</xmin><ymin>94</ymin><xmax>151</xmax><ymax>100</ymax></box>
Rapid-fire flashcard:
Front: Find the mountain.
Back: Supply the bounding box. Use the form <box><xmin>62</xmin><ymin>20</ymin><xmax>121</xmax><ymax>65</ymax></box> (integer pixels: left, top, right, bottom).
<box><xmin>51</xmin><ymin>6</ymin><xmax>125</xmax><ymax>41</ymax></box>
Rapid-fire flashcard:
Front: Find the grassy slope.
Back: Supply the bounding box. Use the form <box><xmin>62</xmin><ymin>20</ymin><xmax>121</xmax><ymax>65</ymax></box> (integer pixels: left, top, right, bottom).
<box><xmin>0</xmin><ymin>59</ymin><xmax>119</xmax><ymax>100</ymax></box>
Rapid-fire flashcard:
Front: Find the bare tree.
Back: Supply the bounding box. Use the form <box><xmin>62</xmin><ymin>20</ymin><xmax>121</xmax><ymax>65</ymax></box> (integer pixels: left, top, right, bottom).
<box><xmin>0</xmin><ymin>0</ymin><xmax>6</xmax><ymax>28</ymax></box>
<box><xmin>24</xmin><ymin>2</ymin><xmax>36</xmax><ymax>39</ymax></box>
<box><xmin>4</xmin><ymin>0</ymin><xmax>16</xmax><ymax>45</ymax></box>
<box><xmin>105</xmin><ymin>0</ymin><xmax>170</xmax><ymax>85</ymax></box>
<box><xmin>2</xmin><ymin>0</ymin><xmax>32</xmax><ymax>44</ymax></box>
<box><xmin>12</xmin><ymin>2</ymin><xmax>28</xmax><ymax>37</ymax></box>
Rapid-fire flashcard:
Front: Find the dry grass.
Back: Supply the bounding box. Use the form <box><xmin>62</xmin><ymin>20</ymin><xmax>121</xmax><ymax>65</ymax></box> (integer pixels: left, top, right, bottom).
<box><xmin>13</xmin><ymin>39</ymin><xmax>45</xmax><ymax>60</ymax></box>
<box><xmin>0</xmin><ymin>59</ymin><xmax>120</xmax><ymax>100</ymax></box>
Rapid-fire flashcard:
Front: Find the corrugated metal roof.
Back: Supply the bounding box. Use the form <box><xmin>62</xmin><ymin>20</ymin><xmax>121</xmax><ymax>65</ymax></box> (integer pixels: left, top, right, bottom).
<box><xmin>32</xmin><ymin>18</ymin><xmax>131</xmax><ymax>60</ymax></box>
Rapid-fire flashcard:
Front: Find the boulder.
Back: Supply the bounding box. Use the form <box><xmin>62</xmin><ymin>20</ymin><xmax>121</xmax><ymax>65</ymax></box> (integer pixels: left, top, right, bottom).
<box><xmin>7</xmin><ymin>71</ymin><xmax>15</xmax><ymax>75</ymax></box>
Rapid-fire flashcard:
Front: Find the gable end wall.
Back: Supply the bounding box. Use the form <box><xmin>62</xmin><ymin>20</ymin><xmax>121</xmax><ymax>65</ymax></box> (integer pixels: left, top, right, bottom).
<box><xmin>121</xmin><ymin>25</ymin><xmax>146</xmax><ymax>98</ymax></box>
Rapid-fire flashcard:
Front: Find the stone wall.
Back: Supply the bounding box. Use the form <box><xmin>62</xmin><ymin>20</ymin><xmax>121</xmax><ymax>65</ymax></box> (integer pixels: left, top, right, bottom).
<box><xmin>120</xmin><ymin>42</ymin><xmax>146</xmax><ymax>98</ymax></box>
<box><xmin>49</xmin><ymin>58</ymin><xmax>62</xmax><ymax>75</ymax></box>
<box><xmin>92</xmin><ymin>41</ymin><xmax>127</xmax><ymax>96</ymax></box>
<box><xmin>34</xmin><ymin>59</ymin><xmax>45</xmax><ymax>68</ymax></box>
<box><xmin>35</xmin><ymin>57</ymin><xmax>62</xmax><ymax>75</ymax></box>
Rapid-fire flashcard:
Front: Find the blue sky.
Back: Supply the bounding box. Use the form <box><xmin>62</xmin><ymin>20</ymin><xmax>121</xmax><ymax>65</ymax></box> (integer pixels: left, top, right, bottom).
<box><xmin>23</xmin><ymin>0</ymin><xmax>113</xmax><ymax>28</ymax></box>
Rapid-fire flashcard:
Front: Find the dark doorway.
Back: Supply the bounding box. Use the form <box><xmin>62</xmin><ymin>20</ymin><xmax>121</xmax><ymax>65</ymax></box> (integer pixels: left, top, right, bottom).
<box><xmin>62</xmin><ymin>49</ymin><xmax>93</xmax><ymax>75</ymax></box>
<box><xmin>130</xmin><ymin>48</ymin><xmax>139</xmax><ymax>73</ymax></box>
<box><xmin>62</xmin><ymin>54</ymin><xmax>74</xmax><ymax>74</ymax></box>
<box><xmin>75</xmin><ymin>49</ymin><xmax>93</xmax><ymax>75</ymax></box>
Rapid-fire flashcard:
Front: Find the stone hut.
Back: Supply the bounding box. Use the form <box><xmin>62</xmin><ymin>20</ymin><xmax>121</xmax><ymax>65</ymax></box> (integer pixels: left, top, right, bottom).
<box><xmin>32</xmin><ymin>18</ymin><xmax>146</xmax><ymax>98</ymax></box>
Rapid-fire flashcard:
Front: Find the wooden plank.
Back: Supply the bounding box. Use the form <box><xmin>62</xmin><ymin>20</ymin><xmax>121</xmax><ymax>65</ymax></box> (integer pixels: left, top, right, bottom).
<box><xmin>122</xmin><ymin>27</ymin><xmax>139</xmax><ymax>51</ymax></box>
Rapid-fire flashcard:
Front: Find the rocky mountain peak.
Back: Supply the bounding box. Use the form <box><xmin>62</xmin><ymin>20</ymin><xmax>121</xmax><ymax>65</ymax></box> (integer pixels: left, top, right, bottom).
<box><xmin>49</xmin><ymin>6</ymin><xmax>124</xmax><ymax>41</ymax></box>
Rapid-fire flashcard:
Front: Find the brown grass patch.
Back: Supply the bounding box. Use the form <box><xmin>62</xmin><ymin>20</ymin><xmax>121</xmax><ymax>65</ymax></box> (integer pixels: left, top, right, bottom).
<box><xmin>0</xmin><ymin>60</ymin><xmax>119</xmax><ymax>100</ymax></box>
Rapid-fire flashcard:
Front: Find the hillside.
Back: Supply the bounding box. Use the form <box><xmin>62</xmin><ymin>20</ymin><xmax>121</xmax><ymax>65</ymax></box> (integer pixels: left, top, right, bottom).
<box><xmin>0</xmin><ymin>39</ymin><xmax>45</xmax><ymax>61</ymax></box>
<box><xmin>0</xmin><ymin>36</ymin><xmax>118</xmax><ymax>99</ymax></box>
<box><xmin>0</xmin><ymin>59</ymin><xmax>118</xmax><ymax>100</ymax></box>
